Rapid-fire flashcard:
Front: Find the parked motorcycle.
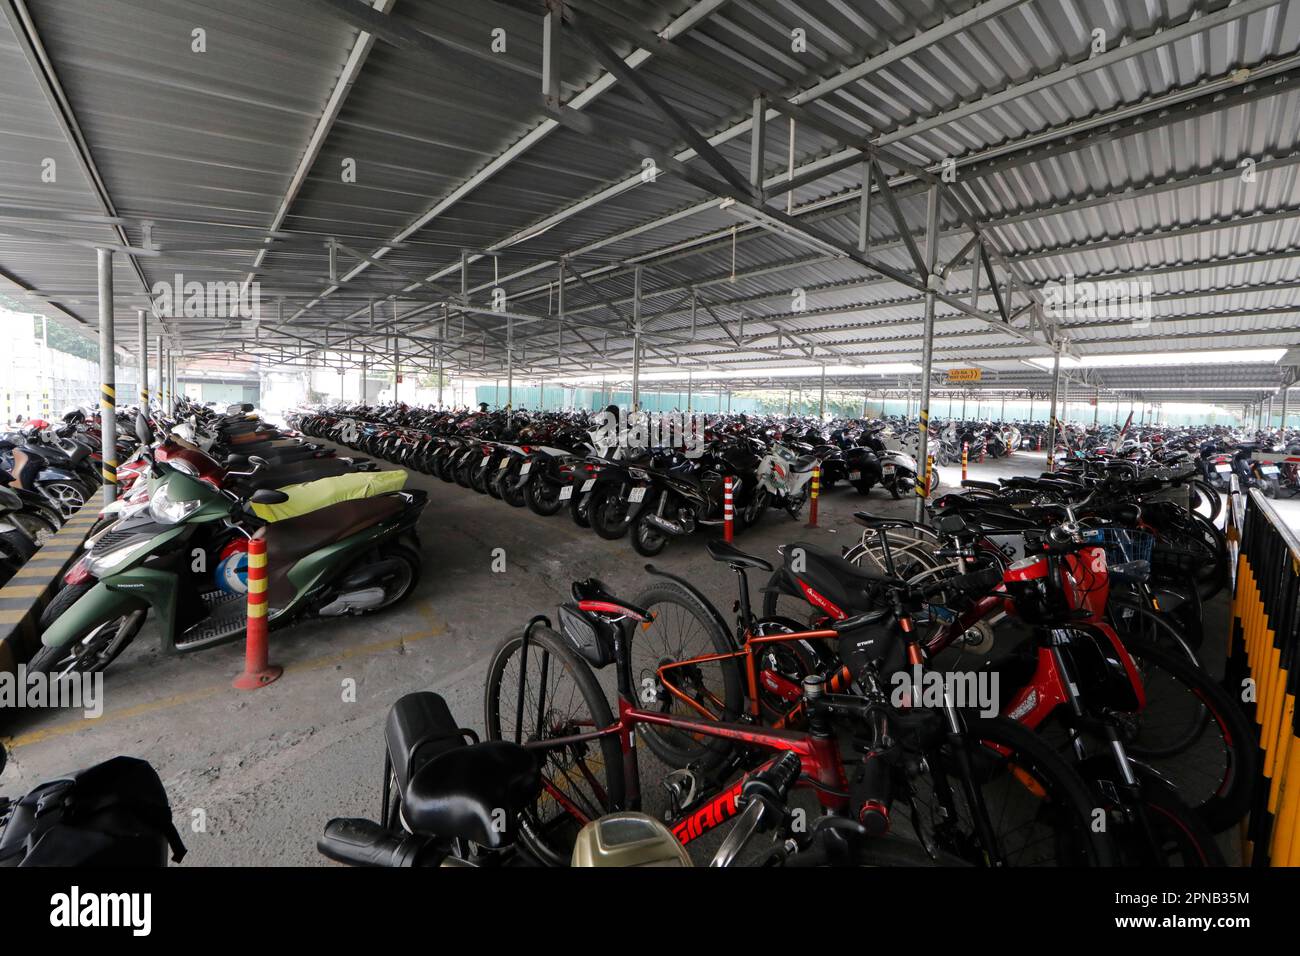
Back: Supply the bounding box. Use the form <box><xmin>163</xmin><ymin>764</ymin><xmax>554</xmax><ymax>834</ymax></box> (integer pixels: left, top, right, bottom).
<box><xmin>30</xmin><ymin>419</ymin><xmax>427</xmax><ymax>678</ymax></box>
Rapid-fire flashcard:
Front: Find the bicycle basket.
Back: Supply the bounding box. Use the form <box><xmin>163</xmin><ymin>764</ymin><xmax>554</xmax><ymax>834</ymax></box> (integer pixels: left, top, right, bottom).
<box><xmin>1094</xmin><ymin>527</ymin><xmax>1153</xmax><ymax>566</ymax></box>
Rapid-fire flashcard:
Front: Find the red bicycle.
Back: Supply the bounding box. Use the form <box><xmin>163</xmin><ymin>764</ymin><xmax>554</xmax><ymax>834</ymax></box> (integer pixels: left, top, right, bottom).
<box><xmin>484</xmin><ymin>560</ymin><xmax>1112</xmax><ymax>867</ymax></box>
<box><xmin>763</xmin><ymin>505</ymin><xmax>1247</xmax><ymax>864</ymax></box>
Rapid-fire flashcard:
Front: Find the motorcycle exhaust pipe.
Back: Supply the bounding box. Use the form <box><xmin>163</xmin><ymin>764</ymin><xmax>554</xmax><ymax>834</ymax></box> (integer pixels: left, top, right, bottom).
<box><xmin>644</xmin><ymin>513</ymin><xmax>688</xmax><ymax>536</ymax></box>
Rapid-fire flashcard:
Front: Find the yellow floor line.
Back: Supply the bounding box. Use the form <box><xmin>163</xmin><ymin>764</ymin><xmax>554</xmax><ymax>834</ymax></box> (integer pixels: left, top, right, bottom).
<box><xmin>2</xmin><ymin>614</ymin><xmax>444</xmax><ymax>750</ymax></box>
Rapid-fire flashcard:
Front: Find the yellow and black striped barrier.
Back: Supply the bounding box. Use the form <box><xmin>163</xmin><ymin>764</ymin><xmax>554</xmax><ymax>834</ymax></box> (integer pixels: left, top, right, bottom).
<box><xmin>0</xmin><ymin>505</ymin><xmax>100</xmax><ymax>678</ymax></box>
<box><xmin>1227</xmin><ymin>488</ymin><xmax>1300</xmax><ymax>865</ymax></box>
<box><xmin>914</xmin><ymin>409</ymin><xmax>929</xmax><ymax>499</ymax></box>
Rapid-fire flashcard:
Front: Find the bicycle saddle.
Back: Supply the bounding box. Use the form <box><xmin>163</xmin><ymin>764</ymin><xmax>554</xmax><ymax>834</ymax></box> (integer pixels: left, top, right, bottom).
<box><xmin>571</xmin><ymin>578</ymin><xmax>651</xmax><ymax>621</ymax></box>
<box><xmin>706</xmin><ymin>539</ymin><xmax>773</xmax><ymax>572</ymax></box>
<box><xmin>402</xmin><ymin>742</ymin><xmax>541</xmax><ymax>848</ymax></box>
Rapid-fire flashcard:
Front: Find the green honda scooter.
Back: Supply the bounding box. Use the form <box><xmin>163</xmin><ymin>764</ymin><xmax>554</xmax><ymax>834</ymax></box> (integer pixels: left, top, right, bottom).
<box><xmin>30</xmin><ymin>445</ymin><xmax>427</xmax><ymax>679</ymax></box>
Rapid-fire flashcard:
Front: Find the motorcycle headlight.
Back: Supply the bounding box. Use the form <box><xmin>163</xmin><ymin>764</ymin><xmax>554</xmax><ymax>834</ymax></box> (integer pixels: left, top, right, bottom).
<box><xmin>85</xmin><ymin>535</ymin><xmax>157</xmax><ymax>577</ymax></box>
<box><xmin>148</xmin><ymin>483</ymin><xmax>203</xmax><ymax>525</ymax></box>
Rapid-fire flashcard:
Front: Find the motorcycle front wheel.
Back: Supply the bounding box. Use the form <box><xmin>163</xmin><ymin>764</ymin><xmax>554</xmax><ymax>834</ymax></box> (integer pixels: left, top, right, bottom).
<box><xmin>630</xmin><ymin>502</ymin><xmax>669</xmax><ymax>557</ymax></box>
<box><xmin>590</xmin><ymin>487</ymin><xmax>631</xmax><ymax>540</ymax></box>
<box><xmin>30</xmin><ymin>604</ymin><xmax>145</xmax><ymax>679</ymax></box>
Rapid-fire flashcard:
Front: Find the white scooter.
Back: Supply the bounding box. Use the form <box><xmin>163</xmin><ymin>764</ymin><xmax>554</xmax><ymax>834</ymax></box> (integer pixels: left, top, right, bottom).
<box><xmin>753</xmin><ymin>442</ymin><xmax>817</xmax><ymax>519</ymax></box>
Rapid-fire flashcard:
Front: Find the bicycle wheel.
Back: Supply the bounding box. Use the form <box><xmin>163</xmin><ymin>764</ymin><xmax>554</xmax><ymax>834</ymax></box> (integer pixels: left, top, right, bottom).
<box><xmin>1118</xmin><ymin>636</ymin><xmax>1257</xmax><ymax>833</ymax></box>
<box><xmin>1078</xmin><ymin>756</ymin><xmax>1226</xmax><ymax>866</ymax></box>
<box><xmin>484</xmin><ymin>626</ymin><xmax>625</xmax><ymax>866</ymax></box>
<box><xmin>903</xmin><ymin>715</ymin><xmax>1116</xmax><ymax>867</ymax></box>
<box><xmin>630</xmin><ymin>580</ymin><xmax>743</xmax><ymax>771</ymax></box>
<box><xmin>1107</xmin><ymin>597</ymin><xmax>1199</xmax><ymax>662</ymax></box>
<box><xmin>1188</xmin><ymin>479</ymin><xmax>1221</xmax><ymax>523</ymax></box>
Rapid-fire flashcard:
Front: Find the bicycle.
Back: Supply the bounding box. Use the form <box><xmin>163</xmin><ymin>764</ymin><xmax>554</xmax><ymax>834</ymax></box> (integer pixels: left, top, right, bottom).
<box><xmin>486</xmin><ymin>559</ymin><xmax>1114</xmax><ymax>867</ymax></box>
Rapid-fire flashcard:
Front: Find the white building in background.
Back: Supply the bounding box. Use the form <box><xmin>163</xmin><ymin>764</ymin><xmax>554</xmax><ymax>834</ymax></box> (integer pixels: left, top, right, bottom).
<box><xmin>1</xmin><ymin>311</ymin><xmax>136</xmax><ymax>424</ymax></box>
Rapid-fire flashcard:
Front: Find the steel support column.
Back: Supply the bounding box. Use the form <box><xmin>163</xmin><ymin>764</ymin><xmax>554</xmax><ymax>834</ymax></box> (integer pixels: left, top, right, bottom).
<box><xmin>136</xmin><ymin>310</ymin><xmax>148</xmax><ymax>407</ymax></box>
<box><xmin>1046</xmin><ymin>345</ymin><xmax>1062</xmax><ymax>472</ymax></box>
<box><xmin>155</xmin><ymin>335</ymin><xmax>164</xmax><ymax>410</ymax></box>
<box><xmin>97</xmin><ymin>248</ymin><xmax>116</xmax><ymax>505</ymax></box>
<box><xmin>631</xmin><ymin>264</ymin><xmax>643</xmax><ymax>410</ymax></box>
<box><xmin>1282</xmin><ymin>383</ymin><xmax>1290</xmax><ymax>431</ymax></box>
<box><xmin>818</xmin><ymin>365</ymin><xmax>826</xmax><ymax>418</ymax></box>
<box><xmin>914</xmin><ymin>185</ymin><xmax>940</xmax><ymax>520</ymax></box>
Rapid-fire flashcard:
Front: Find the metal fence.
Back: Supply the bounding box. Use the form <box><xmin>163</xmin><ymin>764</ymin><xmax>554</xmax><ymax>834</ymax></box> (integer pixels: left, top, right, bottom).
<box><xmin>1227</xmin><ymin>486</ymin><xmax>1300</xmax><ymax>865</ymax></box>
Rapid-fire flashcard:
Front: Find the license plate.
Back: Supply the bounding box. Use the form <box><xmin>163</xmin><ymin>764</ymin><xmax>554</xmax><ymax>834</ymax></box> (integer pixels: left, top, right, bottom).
<box><xmin>1262</xmin><ymin>466</ymin><xmax>1279</xmax><ymax>475</ymax></box>
<box><xmin>498</xmin><ymin>457</ymin><xmax>510</xmax><ymax>470</ymax></box>
<box><xmin>882</xmin><ymin>464</ymin><xmax>895</xmax><ymax>474</ymax></box>
<box><xmin>628</xmin><ymin>486</ymin><xmax>646</xmax><ymax>503</ymax></box>
<box><xmin>1215</xmin><ymin>464</ymin><xmax>1231</xmax><ymax>473</ymax></box>
<box><xmin>581</xmin><ymin>479</ymin><xmax>596</xmax><ymax>493</ymax></box>
<box><xmin>848</xmin><ymin>470</ymin><xmax>861</xmax><ymax>481</ymax></box>
<box><xmin>520</xmin><ymin>461</ymin><xmax>531</xmax><ymax>476</ymax></box>
<box><xmin>559</xmin><ymin>485</ymin><xmax>573</xmax><ymax>500</ymax></box>
<box><xmin>480</xmin><ymin>455</ymin><xmax>491</xmax><ymax>469</ymax></box>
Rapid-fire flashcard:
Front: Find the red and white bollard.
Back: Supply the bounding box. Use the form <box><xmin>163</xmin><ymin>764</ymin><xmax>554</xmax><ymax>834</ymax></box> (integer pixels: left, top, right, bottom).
<box><xmin>233</xmin><ymin>537</ymin><xmax>282</xmax><ymax>690</ymax></box>
<box><xmin>723</xmin><ymin>476</ymin><xmax>735</xmax><ymax>543</ymax></box>
<box><xmin>805</xmin><ymin>464</ymin><xmax>820</xmax><ymax>529</ymax></box>
<box><xmin>961</xmin><ymin>441</ymin><xmax>968</xmax><ymax>482</ymax></box>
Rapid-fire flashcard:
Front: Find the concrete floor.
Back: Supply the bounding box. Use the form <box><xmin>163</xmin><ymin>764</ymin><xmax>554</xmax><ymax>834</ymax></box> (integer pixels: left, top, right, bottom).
<box><xmin>1</xmin><ymin>448</ymin><xmax>1116</xmax><ymax>865</ymax></box>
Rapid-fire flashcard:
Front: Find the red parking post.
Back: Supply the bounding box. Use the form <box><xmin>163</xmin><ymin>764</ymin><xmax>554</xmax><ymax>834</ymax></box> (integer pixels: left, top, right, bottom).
<box><xmin>233</xmin><ymin>537</ymin><xmax>282</xmax><ymax>690</ymax></box>
<box><xmin>961</xmin><ymin>441</ymin><xmax>968</xmax><ymax>481</ymax></box>
<box><xmin>723</xmin><ymin>476</ymin><xmax>735</xmax><ymax>543</ymax></box>
<box><xmin>805</xmin><ymin>465</ymin><xmax>820</xmax><ymax>529</ymax></box>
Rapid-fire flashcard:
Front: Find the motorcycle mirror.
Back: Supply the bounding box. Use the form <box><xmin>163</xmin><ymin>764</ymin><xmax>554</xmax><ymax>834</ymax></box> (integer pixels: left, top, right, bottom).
<box><xmin>249</xmin><ymin>488</ymin><xmax>289</xmax><ymax>505</ymax></box>
<box><xmin>224</xmin><ymin>454</ymin><xmax>248</xmax><ymax>468</ymax></box>
<box><xmin>134</xmin><ymin>410</ymin><xmax>153</xmax><ymax>446</ymax></box>
<box><xmin>241</xmin><ymin>403</ymin><xmax>254</xmax><ymax>412</ymax></box>
<box><xmin>248</xmin><ymin>455</ymin><xmax>268</xmax><ymax>470</ymax></box>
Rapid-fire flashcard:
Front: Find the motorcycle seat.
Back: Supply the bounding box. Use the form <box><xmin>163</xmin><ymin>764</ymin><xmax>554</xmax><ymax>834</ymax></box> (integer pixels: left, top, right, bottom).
<box><xmin>706</xmin><ymin>539</ymin><xmax>773</xmax><ymax>572</ymax></box>
<box><xmin>236</xmin><ymin>457</ymin><xmax>353</xmax><ymax>491</ymax></box>
<box><xmin>852</xmin><ymin>513</ymin><xmax>922</xmax><ymax>533</ymax></box>
<box><xmin>258</xmin><ymin>494</ymin><xmax>404</xmax><ymax>605</ymax></box>
<box><xmin>403</xmin><ymin>741</ymin><xmax>541</xmax><ymax>848</ymax></box>
<box><xmin>960</xmin><ymin>479</ymin><xmax>1000</xmax><ymax>491</ymax></box>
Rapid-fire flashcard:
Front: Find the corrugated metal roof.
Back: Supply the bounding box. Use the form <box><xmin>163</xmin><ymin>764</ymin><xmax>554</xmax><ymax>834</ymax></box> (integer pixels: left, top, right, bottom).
<box><xmin>0</xmin><ymin>0</ymin><xmax>1297</xmax><ymax>407</ymax></box>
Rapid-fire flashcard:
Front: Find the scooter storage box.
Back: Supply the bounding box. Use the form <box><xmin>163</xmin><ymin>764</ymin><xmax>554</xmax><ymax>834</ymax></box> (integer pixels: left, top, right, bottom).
<box><xmin>383</xmin><ymin>692</ymin><xmax>471</xmax><ymax>792</ymax></box>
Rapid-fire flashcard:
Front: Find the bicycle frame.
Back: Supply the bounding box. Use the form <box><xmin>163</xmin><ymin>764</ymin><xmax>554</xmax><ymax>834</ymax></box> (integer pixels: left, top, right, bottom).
<box><xmin>514</xmin><ymin>618</ymin><xmax>851</xmax><ymax>847</ymax></box>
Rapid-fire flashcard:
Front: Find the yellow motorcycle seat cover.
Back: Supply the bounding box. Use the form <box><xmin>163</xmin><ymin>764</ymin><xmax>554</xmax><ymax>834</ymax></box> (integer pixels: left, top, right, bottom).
<box><xmin>250</xmin><ymin>469</ymin><xmax>408</xmax><ymax>521</ymax></box>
